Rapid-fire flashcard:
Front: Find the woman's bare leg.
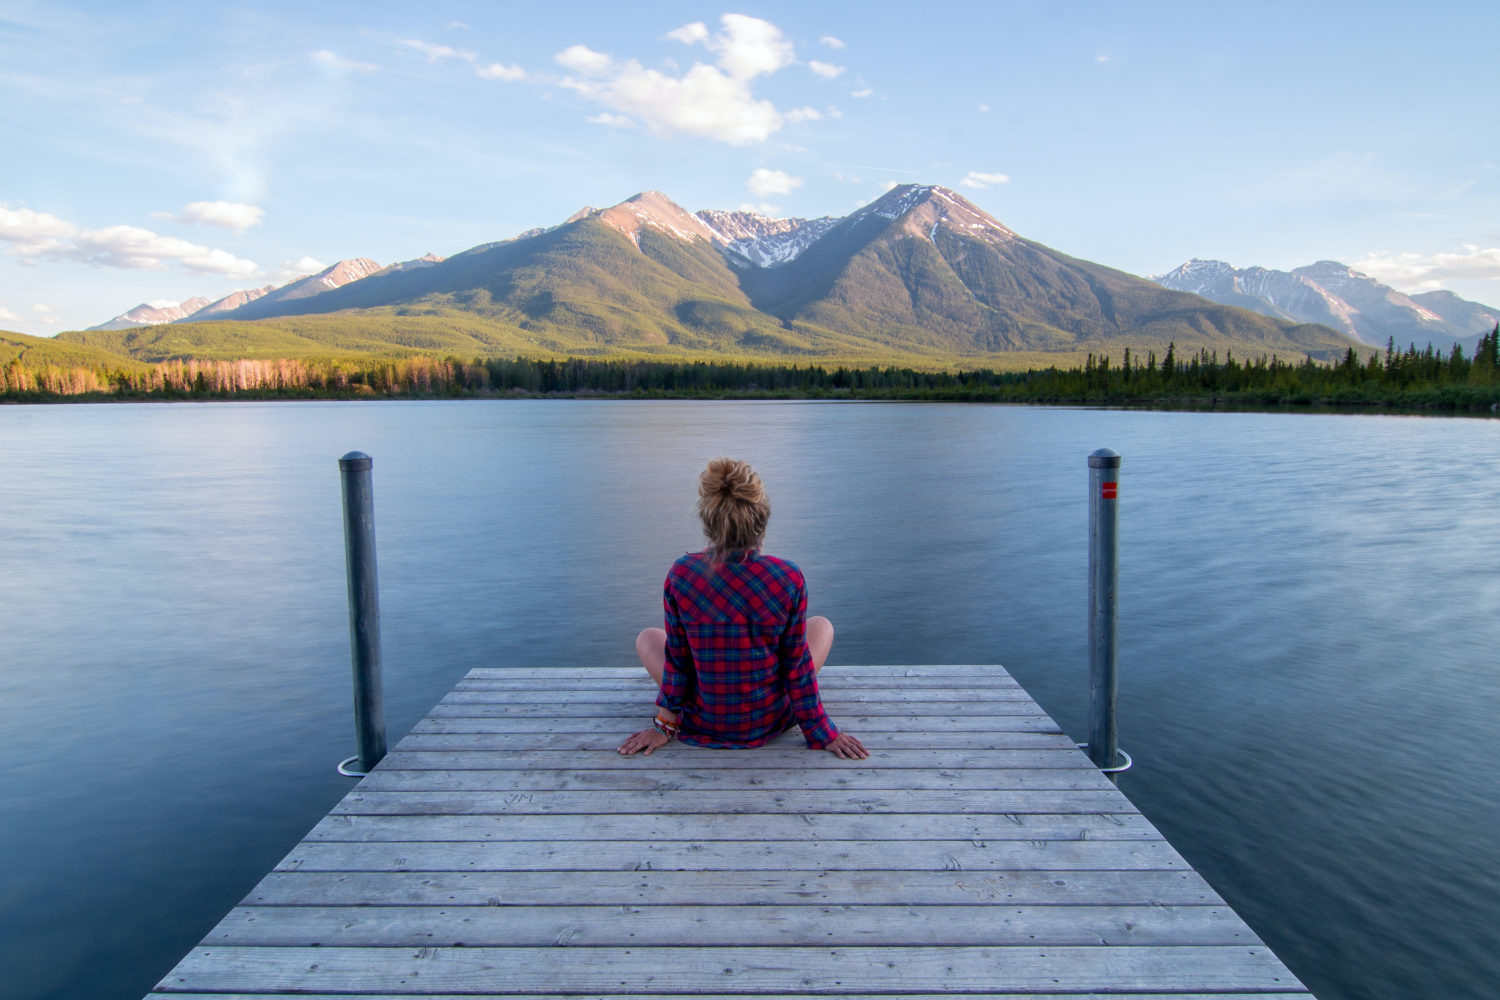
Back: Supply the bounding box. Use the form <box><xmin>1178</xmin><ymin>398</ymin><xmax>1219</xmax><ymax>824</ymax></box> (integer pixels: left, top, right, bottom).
<box><xmin>807</xmin><ymin>615</ymin><xmax>834</xmax><ymax>674</ymax></box>
<box><xmin>636</xmin><ymin>627</ymin><xmax>667</xmax><ymax>687</ymax></box>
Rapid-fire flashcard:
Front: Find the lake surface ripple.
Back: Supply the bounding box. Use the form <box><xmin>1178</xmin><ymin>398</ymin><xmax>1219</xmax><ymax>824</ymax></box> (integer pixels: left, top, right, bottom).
<box><xmin>1</xmin><ymin>401</ymin><xmax>1496</xmax><ymax>1000</ymax></box>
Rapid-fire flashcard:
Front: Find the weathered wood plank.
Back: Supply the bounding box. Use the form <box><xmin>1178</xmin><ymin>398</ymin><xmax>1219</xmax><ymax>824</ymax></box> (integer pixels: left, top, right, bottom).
<box><xmin>305</xmin><ymin>811</ymin><xmax>1163</xmax><ymax>844</ymax></box>
<box><xmin>440</xmin><ymin>687</ymin><xmax>1041</xmax><ymax>705</ymax></box>
<box><xmin>157</xmin><ymin>944</ymin><xmax>1303</xmax><ymax>994</ymax></box>
<box><xmin>332</xmin><ymin>788</ymin><xmax>1138</xmax><ymax>816</ymax></box>
<box><xmin>355</xmin><ymin>766</ymin><xmax>1112</xmax><ymax>793</ymax></box>
<box><xmin>276</xmin><ymin>838</ymin><xmax>1191</xmax><ymax>873</ymax></box>
<box><xmin>407</xmin><ymin>714</ymin><xmax>1064</xmax><ymax>735</ymax></box>
<box><xmin>148</xmin><ymin>996</ymin><xmax>1314</xmax><ymax>1000</ymax></box>
<box><xmin>385</xmin><ymin>729</ymin><xmax>1081</xmax><ymax>749</ymax></box>
<box><xmin>423</xmin><ymin>701</ymin><xmax>1056</xmax><ymax>716</ymax></box>
<box><xmin>453</xmin><ymin>677</ymin><xmax>1025</xmax><ymax>693</ymax></box>
<box><xmin>205</xmin><ymin>902</ymin><xmax>1256</xmax><ymax>948</ymax></box>
<box><xmin>242</xmin><ymin>867</ymin><xmax>1229</xmax><ymax>908</ymax></box>
<box><xmin>464</xmin><ymin>664</ymin><xmax>1019</xmax><ymax>679</ymax></box>
<box><xmin>383</xmin><ymin>745</ymin><xmax>1083</xmax><ymax>768</ymax></box>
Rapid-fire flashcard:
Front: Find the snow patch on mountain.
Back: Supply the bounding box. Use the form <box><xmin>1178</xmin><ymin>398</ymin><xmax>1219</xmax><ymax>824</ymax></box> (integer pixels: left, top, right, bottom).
<box><xmin>696</xmin><ymin>209</ymin><xmax>839</xmax><ymax>268</ymax></box>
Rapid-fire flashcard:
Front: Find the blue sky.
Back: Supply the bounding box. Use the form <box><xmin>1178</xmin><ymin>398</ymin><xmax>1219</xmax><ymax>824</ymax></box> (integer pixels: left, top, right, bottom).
<box><xmin>3</xmin><ymin>0</ymin><xmax>1498</xmax><ymax>335</ymax></box>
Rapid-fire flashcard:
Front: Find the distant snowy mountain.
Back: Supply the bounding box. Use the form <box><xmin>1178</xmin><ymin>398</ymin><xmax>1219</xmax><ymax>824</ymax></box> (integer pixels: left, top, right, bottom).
<box><xmin>1153</xmin><ymin>258</ymin><xmax>1498</xmax><ymax>353</ymax></box>
<box><xmin>191</xmin><ymin>285</ymin><xmax>275</xmax><ymax>320</ymax></box>
<box><xmin>90</xmin><ymin>297</ymin><xmax>213</xmax><ymax>330</ymax></box>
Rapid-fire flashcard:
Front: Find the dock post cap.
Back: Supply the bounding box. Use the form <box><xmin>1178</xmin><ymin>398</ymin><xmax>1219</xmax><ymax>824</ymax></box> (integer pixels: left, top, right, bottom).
<box><xmin>1087</xmin><ymin>448</ymin><xmax>1121</xmax><ymax>468</ymax></box>
<box><xmin>339</xmin><ymin>451</ymin><xmax>373</xmax><ymax>471</ymax></box>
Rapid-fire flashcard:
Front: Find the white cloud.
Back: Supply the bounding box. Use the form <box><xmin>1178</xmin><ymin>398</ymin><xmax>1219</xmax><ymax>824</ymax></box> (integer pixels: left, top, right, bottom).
<box><xmin>748</xmin><ymin>168</ymin><xmax>802</xmax><ymax>197</ymax></box>
<box><xmin>172</xmin><ymin>200</ymin><xmax>265</xmax><ymax>233</ymax></box>
<box><xmin>820</xmin><ymin>35</ymin><xmax>845</xmax><ymax>49</ymax></box>
<box><xmin>556</xmin><ymin>44</ymin><xmax>614</xmax><ymax>76</ymax></box>
<box><xmin>0</xmin><ymin>206</ymin><xmax>77</xmax><ymax>257</ymax></box>
<box><xmin>587</xmin><ymin>113</ymin><xmax>634</xmax><ymax>128</ymax></box>
<box><xmin>555</xmin><ymin>16</ymin><xmax>813</xmax><ymax>145</ymax></box>
<box><xmin>703</xmin><ymin>14</ymin><xmax>795</xmax><ymax>81</ymax></box>
<box><xmin>881</xmin><ymin>180</ymin><xmax>899</xmax><ymax>192</ymax></box>
<box><xmin>2</xmin><ymin>205</ymin><xmax>256</xmax><ymax>276</ymax></box>
<box><xmin>70</xmin><ymin>225</ymin><xmax>258</xmax><ymax>276</ymax></box>
<box><xmin>808</xmin><ymin>60</ymin><xmax>844</xmax><ymax>79</ymax></box>
<box><xmin>666</xmin><ymin>21</ymin><xmax>710</xmax><ymax>45</ymax></box>
<box><xmin>1351</xmin><ymin>245</ymin><xmax>1500</xmax><ymax>290</ymax></box>
<box><xmin>32</xmin><ymin>303</ymin><xmax>53</xmax><ymax>313</ymax></box>
<box><xmin>1097</xmin><ymin>55</ymin><xmax>1111</xmax><ymax>63</ymax></box>
<box><xmin>446</xmin><ymin>21</ymin><xmax>469</xmax><ymax>30</ymax></box>
<box><xmin>401</xmin><ymin>38</ymin><xmax>524</xmax><ymax>81</ymax></box>
<box><xmin>851</xmin><ymin>87</ymin><xmax>873</xmax><ymax>98</ymax></box>
<box><xmin>977</xmin><ymin>103</ymin><xmax>990</xmax><ymax>112</ymax></box>
<box><xmin>0</xmin><ymin>306</ymin><xmax>17</xmax><ymax>322</ymax></box>
<box><xmin>737</xmin><ymin>202</ymin><xmax>781</xmax><ymax>215</ymax></box>
<box><xmin>960</xmin><ymin>171</ymin><xmax>1010</xmax><ymax>189</ymax></box>
<box><xmin>476</xmin><ymin>62</ymin><xmax>525</xmax><ymax>81</ymax></box>
<box><xmin>312</xmin><ymin>49</ymin><xmax>376</xmax><ymax>74</ymax></box>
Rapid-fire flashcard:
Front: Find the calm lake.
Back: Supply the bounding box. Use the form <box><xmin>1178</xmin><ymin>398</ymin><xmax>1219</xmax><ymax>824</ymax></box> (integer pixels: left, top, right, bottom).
<box><xmin>1</xmin><ymin>400</ymin><xmax>1497</xmax><ymax>1000</ymax></box>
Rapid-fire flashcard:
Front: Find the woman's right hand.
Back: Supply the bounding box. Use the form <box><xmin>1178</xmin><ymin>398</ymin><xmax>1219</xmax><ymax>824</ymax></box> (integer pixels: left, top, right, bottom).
<box><xmin>825</xmin><ymin>732</ymin><xmax>869</xmax><ymax>759</ymax></box>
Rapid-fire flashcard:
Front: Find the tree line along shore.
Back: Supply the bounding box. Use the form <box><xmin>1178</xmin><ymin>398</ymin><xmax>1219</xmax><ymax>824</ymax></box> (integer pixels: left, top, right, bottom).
<box><xmin>4</xmin><ymin>329</ymin><xmax>1498</xmax><ymax>413</ymax></box>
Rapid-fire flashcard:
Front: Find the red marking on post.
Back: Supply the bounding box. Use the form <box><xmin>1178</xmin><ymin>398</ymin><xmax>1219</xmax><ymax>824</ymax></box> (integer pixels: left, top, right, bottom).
<box><xmin>1102</xmin><ymin>482</ymin><xmax>1118</xmax><ymax>500</ymax></box>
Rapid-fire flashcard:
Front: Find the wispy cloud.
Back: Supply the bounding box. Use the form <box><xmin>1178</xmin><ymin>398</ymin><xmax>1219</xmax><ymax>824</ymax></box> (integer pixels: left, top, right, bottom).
<box><xmin>960</xmin><ymin>171</ymin><xmax>1010</xmax><ymax>189</ymax></box>
<box><xmin>1352</xmin><ymin>245</ymin><xmax>1500</xmax><ymax>290</ymax></box>
<box><xmin>0</xmin><ymin>305</ymin><xmax>18</xmax><ymax>323</ymax></box>
<box><xmin>399</xmin><ymin>38</ymin><xmax>525</xmax><ymax>81</ymax></box>
<box><xmin>851</xmin><ymin>87</ymin><xmax>873</xmax><ymax>98</ymax></box>
<box><xmin>555</xmin><ymin>14</ymin><xmax>815</xmax><ymax>145</ymax></box>
<box><xmin>0</xmin><ymin>204</ymin><xmax>257</xmax><ymax>276</ymax></box>
<box><xmin>747</xmin><ymin>168</ymin><xmax>802</xmax><ymax>197</ymax></box>
<box><xmin>153</xmin><ymin>200</ymin><xmax>265</xmax><ymax>233</ymax></box>
<box><xmin>587</xmin><ymin>112</ymin><xmax>634</xmax><ymax>128</ymax></box>
<box><xmin>808</xmin><ymin>61</ymin><xmax>844</xmax><ymax>79</ymax></box>
<box><xmin>819</xmin><ymin>35</ymin><xmax>845</xmax><ymax>50</ymax></box>
<box><xmin>312</xmin><ymin>49</ymin><xmax>376</xmax><ymax>74</ymax></box>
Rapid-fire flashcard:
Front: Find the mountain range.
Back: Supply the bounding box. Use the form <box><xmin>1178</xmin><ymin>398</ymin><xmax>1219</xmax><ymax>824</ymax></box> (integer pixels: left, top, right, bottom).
<box><xmin>65</xmin><ymin>186</ymin><xmax>1363</xmax><ymax>367</ymax></box>
<box><xmin>1153</xmin><ymin>259</ymin><xmax>1498</xmax><ymax>354</ymax></box>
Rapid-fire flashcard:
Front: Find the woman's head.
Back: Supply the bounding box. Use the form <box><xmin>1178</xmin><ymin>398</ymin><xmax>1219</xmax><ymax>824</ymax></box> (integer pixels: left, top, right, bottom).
<box><xmin>697</xmin><ymin>458</ymin><xmax>770</xmax><ymax>555</ymax></box>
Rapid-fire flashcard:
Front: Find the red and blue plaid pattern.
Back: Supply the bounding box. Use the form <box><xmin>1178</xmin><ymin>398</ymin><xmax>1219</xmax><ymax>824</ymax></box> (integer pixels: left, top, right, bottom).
<box><xmin>656</xmin><ymin>550</ymin><xmax>838</xmax><ymax>749</ymax></box>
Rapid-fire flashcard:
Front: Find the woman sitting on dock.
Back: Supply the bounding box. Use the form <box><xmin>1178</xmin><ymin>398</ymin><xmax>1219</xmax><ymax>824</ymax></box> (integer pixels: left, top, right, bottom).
<box><xmin>619</xmin><ymin>458</ymin><xmax>868</xmax><ymax>760</ymax></box>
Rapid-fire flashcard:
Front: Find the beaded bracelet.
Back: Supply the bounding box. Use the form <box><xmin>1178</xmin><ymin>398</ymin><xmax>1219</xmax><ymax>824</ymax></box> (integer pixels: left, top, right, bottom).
<box><xmin>652</xmin><ymin>713</ymin><xmax>681</xmax><ymax>739</ymax></box>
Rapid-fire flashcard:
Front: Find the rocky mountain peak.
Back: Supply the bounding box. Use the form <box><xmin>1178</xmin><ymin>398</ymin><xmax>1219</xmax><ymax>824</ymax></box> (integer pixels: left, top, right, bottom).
<box><xmin>591</xmin><ymin>191</ymin><xmax>719</xmax><ymax>248</ymax></box>
<box><xmin>89</xmin><ymin>297</ymin><xmax>213</xmax><ymax>330</ymax></box>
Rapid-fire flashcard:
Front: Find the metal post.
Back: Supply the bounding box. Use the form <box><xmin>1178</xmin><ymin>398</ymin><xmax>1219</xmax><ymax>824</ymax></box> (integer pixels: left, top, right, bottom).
<box><xmin>339</xmin><ymin>451</ymin><xmax>386</xmax><ymax>776</ymax></box>
<box><xmin>1087</xmin><ymin>448</ymin><xmax>1121</xmax><ymax>782</ymax></box>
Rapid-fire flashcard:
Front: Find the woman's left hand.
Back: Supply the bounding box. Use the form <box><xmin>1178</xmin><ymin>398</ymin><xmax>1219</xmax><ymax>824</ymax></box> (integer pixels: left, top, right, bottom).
<box><xmin>824</xmin><ymin>732</ymin><xmax>869</xmax><ymax>759</ymax></box>
<box><xmin>618</xmin><ymin>728</ymin><xmax>671</xmax><ymax>756</ymax></box>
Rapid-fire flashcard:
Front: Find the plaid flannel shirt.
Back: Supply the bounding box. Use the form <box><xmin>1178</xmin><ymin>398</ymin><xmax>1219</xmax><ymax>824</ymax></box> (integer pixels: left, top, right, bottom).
<box><xmin>656</xmin><ymin>549</ymin><xmax>838</xmax><ymax>749</ymax></box>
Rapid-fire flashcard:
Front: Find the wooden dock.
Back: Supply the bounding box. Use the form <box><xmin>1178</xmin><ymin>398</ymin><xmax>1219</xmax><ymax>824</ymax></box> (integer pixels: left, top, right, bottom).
<box><xmin>149</xmin><ymin>664</ymin><xmax>1311</xmax><ymax>998</ymax></box>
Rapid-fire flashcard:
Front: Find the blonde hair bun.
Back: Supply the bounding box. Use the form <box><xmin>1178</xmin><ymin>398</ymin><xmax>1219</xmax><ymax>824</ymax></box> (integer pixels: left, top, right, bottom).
<box><xmin>700</xmin><ymin>457</ymin><xmax>765</xmax><ymax>504</ymax></box>
<box><xmin>697</xmin><ymin>458</ymin><xmax>770</xmax><ymax>554</ymax></box>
